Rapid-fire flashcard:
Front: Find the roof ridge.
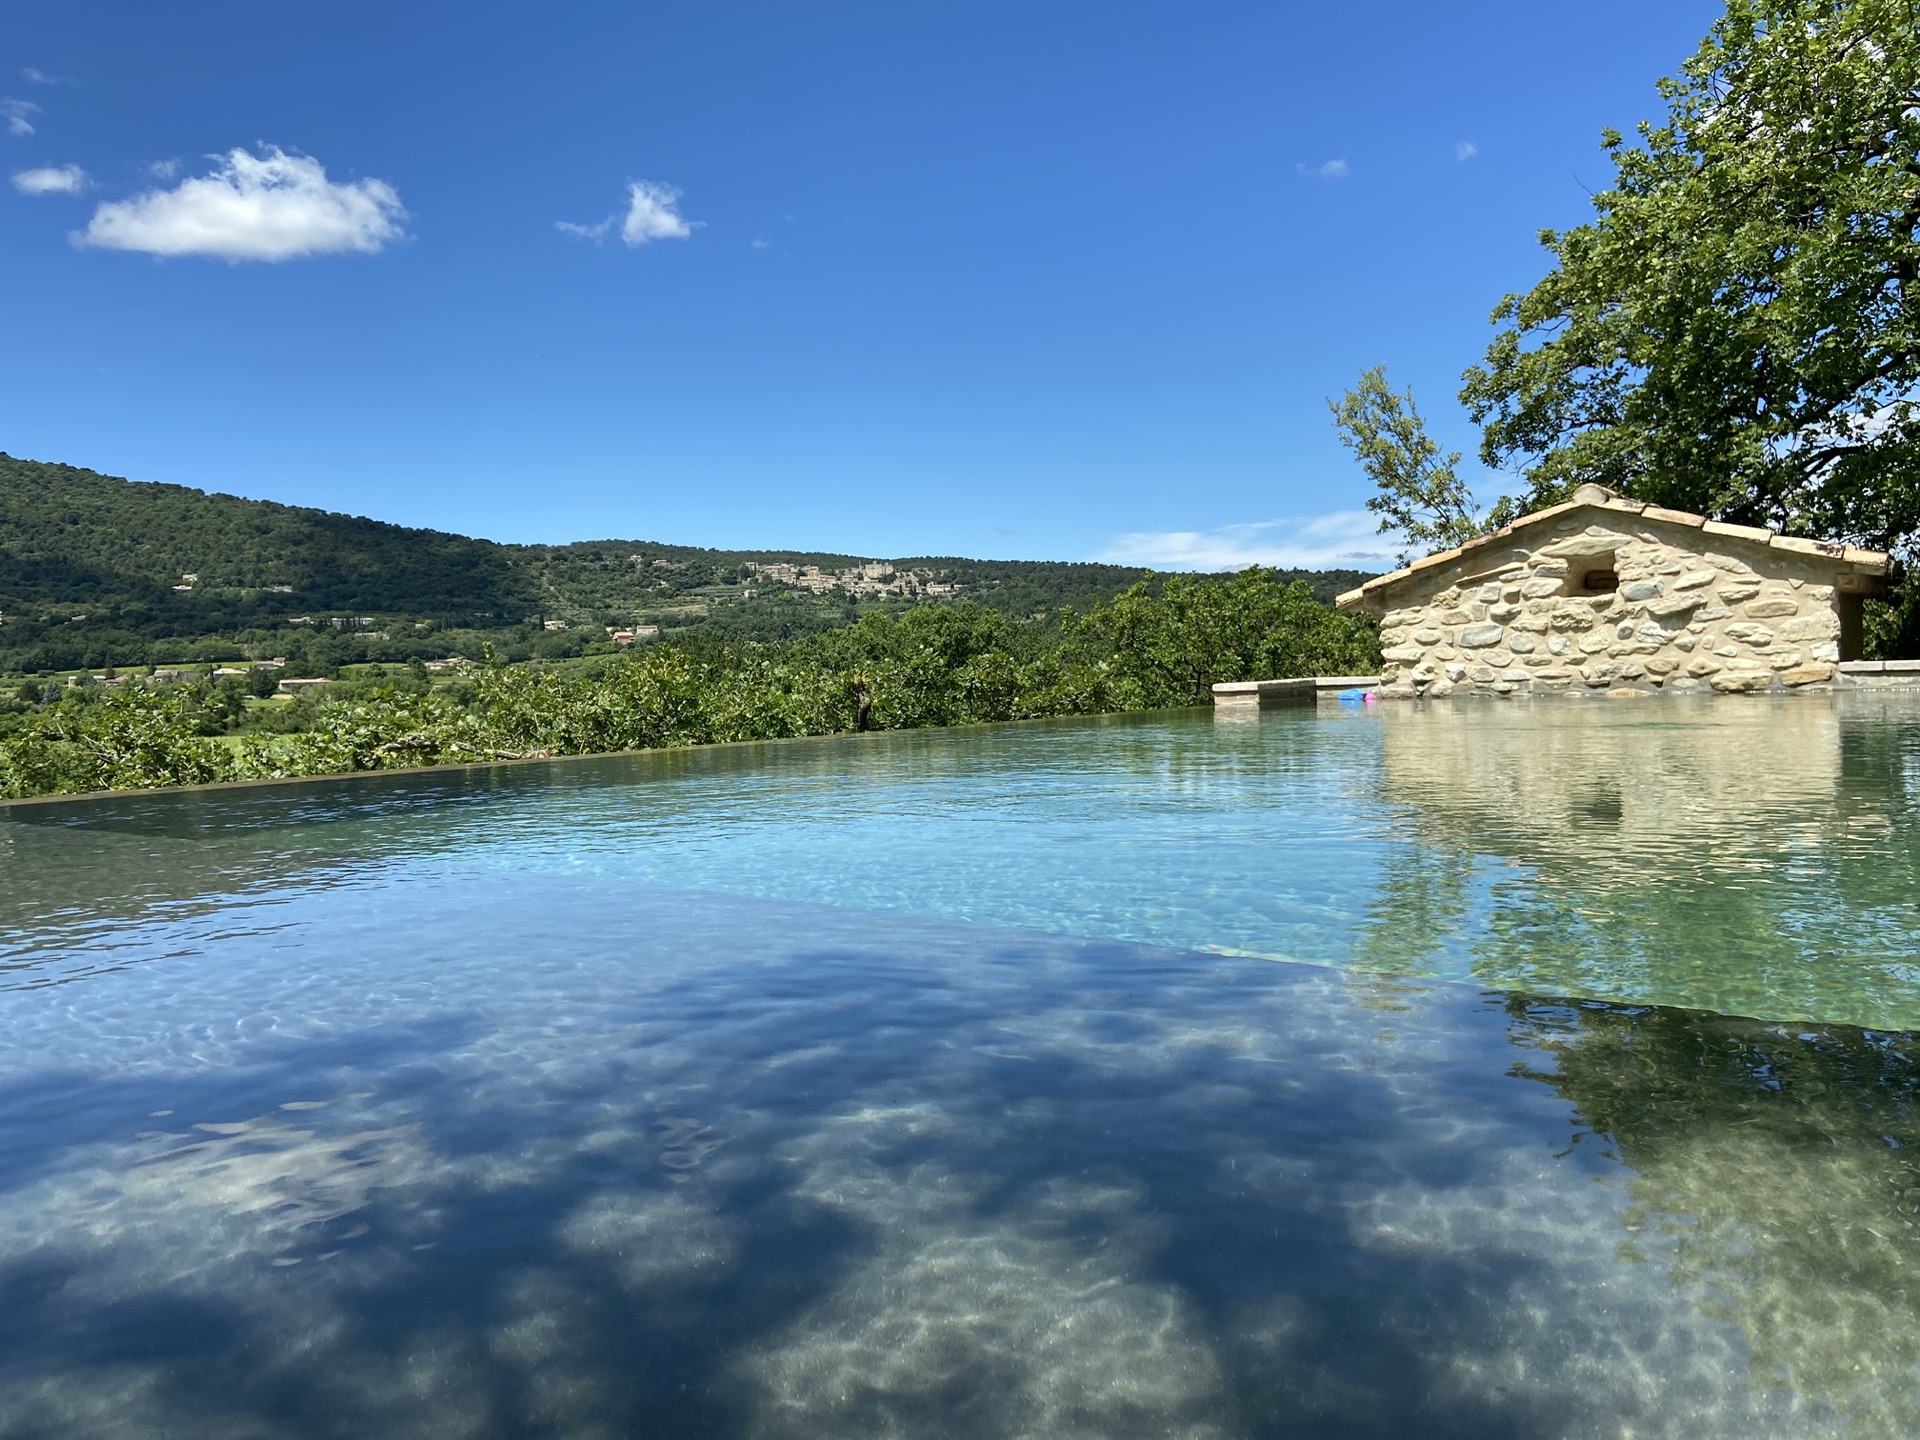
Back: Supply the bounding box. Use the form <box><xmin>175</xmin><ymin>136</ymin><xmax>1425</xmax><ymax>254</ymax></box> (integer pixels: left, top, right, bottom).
<box><xmin>1335</xmin><ymin>485</ymin><xmax>1888</xmax><ymax>612</ymax></box>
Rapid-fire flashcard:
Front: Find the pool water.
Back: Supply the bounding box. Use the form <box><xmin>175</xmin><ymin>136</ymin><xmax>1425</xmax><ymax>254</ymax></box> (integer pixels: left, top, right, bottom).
<box><xmin>2</xmin><ymin>695</ymin><xmax>1919</xmax><ymax>1437</ymax></box>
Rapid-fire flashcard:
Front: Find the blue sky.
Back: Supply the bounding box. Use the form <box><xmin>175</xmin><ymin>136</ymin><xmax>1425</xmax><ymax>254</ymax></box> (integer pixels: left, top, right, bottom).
<box><xmin>3</xmin><ymin>1</ymin><xmax>1719</xmax><ymax>568</ymax></box>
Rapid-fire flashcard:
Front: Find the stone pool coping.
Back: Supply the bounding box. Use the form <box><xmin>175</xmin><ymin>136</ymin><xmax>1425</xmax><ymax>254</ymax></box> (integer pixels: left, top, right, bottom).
<box><xmin>1213</xmin><ymin>663</ymin><xmax>1920</xmax><ymax>707</ymax></box>
<box><xmin>1210</xmin><ymin>676</ymin><xmax>1382</xmax><ymax>710</ymax></box>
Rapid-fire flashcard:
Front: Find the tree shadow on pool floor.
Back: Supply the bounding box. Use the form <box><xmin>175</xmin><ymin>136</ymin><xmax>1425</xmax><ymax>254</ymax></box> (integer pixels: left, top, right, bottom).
<box><xmin>0</xmin><ymin>942</ymin><xmax>1912</xmax><ymax>1439</ymax></box>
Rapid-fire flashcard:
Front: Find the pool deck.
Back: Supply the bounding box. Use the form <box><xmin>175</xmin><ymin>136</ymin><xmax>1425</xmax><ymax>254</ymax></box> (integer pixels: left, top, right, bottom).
<box><xmin>1212</xmin><ymin>662</ymin><xmax>1920</xmax><ymax>708</ymax></box>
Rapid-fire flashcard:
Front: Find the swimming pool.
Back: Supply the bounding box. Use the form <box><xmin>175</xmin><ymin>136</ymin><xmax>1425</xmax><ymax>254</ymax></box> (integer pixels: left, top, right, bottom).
<box><xmin>2</xmin><ymin>695</ymin><xmax>1917</xmax><ymax>1437</ymax></box>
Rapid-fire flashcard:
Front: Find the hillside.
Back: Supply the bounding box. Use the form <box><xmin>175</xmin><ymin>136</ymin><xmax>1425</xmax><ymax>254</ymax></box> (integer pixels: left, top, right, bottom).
<box><xmin>0</xmin><ymin>454</ymin><xmax>1377</xmax><ymax>673</ymax></box>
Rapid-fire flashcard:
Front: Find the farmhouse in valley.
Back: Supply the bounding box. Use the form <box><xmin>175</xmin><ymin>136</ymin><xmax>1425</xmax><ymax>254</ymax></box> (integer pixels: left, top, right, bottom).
<box><xmin>1335</xmin><ymin>484</ymin><xmax>1890</xmax><ymax>698</ymax></box>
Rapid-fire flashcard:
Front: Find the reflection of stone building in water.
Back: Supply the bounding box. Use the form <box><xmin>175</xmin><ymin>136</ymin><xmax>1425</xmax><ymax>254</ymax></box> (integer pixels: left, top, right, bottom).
<box><xmin>1364</xmin><ymin>695</ymin><xmax>1919</xmax><ymax>1030</ymax></box>
<box><xmin>1374</xmin><ymin>696</ymin><xmax>1848</xmax><ymax>881</ymax></box>
<box><xmin>1338</xmin><ymin>484</ymin><xmax>1889</xmax><ymax>698</ymax></box>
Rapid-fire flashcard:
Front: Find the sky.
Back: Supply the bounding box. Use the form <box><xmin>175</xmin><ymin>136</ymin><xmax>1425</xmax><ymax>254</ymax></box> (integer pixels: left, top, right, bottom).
<box><xmin>1</xmin><ymin>1</ymin><xmax>1722</xmax><ymax>570</ymax></box>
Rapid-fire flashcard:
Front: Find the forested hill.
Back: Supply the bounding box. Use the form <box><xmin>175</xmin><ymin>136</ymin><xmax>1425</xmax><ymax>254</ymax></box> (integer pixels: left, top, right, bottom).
<box><xmin>0</xmin><ymin>454</ymin><xmax>1377</xmax><ymax>671</ymax></box>
<box><xmin>0</xmin><ymin>455</ymin><xmax>533</xmax><ymax>617</ymax></box>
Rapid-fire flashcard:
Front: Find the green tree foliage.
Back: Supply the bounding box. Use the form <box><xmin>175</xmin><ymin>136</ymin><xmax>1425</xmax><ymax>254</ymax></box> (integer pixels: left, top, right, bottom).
<box><xmin>0</xmin><ymin>579</ymin><xmax>1380</xmax><ymax>799</ymax></box>
<box><xmin>0</xmin><ymin>688</ymin><xmax>232</xmax><ymax>796</ymax></box>
<box><xmin>1079</xmin><ymin>571</ymin><xmax>1381</xmax><ymax>703</ymax></box>
<box><xmin>1459</xmin><ymin>0</ymin><xmax>1920</xmax><ymax>555</ymax></box>
<box><xmin>1330</xmin><ymin>366</ymin><xmax>1488</xmax><ymax>562</ymax></box>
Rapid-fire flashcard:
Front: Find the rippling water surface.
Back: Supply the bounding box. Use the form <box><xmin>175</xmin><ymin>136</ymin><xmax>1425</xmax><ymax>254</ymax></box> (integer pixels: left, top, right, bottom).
<box><xmin>3</xmin><ymin>695</ymin><xmax>1920</xmax><ymax>1437</ymax></box>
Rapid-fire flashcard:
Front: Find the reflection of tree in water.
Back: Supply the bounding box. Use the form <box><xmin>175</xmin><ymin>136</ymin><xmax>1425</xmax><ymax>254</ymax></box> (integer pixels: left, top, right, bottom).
<box><xmin>1362</xmin><ymin>695</ymin><xmax>1920</xmax><ymax>1028</ymax></box>
<box><xmin>1510</xmin><ymin>996</ymin><xmax>1920</xmax><ymax>1438</ymax></box>
<box><xmin>1353</xmin><ymin>842</ymin><xmax>1480</xmax><ymax>976</ymax></box>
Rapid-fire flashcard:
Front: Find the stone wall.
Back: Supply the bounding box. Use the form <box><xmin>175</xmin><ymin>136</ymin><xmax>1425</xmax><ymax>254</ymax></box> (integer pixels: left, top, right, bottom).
<box><xmin>1374</xmin><ymin>511</ymin><xmax>1861</xmax><ymax>698</ymax></box>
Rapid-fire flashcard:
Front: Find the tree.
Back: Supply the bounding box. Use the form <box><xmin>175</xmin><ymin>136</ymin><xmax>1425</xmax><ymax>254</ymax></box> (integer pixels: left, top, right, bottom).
<box><xmin>1460</xmin><ymin>0</ymin><xmax>1920</xmax><ymax>559</ymax></box>
<box><xmin>1085</xmin><ymin>570</ymin><xmax>1380</xmax><ymax>704</ymax></box>
<box><xmin>1330</xmin><ymin>366</ymin><xmax>1488</xmax><ymax>563</ymax></box>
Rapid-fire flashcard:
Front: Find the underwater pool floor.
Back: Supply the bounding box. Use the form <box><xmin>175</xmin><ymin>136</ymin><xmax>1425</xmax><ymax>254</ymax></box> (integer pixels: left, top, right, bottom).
<box><xmin>3</xmin><ymin>698</ymin><xmax>1919</xmax><ymax>1438</ymax></box>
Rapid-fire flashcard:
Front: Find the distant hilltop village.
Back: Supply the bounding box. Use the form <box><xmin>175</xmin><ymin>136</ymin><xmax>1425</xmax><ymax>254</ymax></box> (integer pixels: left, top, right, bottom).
<box><xmin>742</xmin><ymin>561</ymin><xmax>961</xmax><ymax>600</ymax></box>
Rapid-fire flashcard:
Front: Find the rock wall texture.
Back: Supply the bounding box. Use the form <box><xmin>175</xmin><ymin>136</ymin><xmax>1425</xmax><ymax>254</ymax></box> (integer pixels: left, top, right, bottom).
<box><xmin>1369</xmin><ymin>509</ymin><xmax>1876</xmax><ymax>699</ymax></box>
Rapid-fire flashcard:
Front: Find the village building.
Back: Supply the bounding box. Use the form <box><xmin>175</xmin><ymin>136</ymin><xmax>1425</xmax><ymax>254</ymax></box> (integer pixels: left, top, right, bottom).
<box><xmin>1335</xmin><ymin>484</ymin><xmax>1891</xmax><ymax>698</ymax></box>
<box><xmin>741</xmin><ymin>560</ymin><xmax>962</xmax><ymax>601</ymax></box>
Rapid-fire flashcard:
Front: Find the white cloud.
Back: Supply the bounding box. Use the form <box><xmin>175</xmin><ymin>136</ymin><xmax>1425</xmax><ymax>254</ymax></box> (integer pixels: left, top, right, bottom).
<box><xmin>1455</xmin><ymin>140</ymin><xmax>1478</xmax><ymax>161</ymax></box>
<box><xmin>147</xmin><ymin>157</ymin><xmax>180</xmax><ymax>180</ymax></box>
<box><xmin>12</xmin><ymin>163</ymin><xmax>87</xmax><ymax>196</ymax></box>
<box><xmin>557</xmin><ymin>179</ymin><xmax>698</xmax><ymax>247</ymax></box>
<box><xmin>621</xmin><ymin>180</ymin><xmax>694</xmax><ymax>243</ymax></box>
<box><xmin>1856</xmin><ymin>399</ymin><xmax>1915</xmax><ymax>439</ymax></box>
<box><xmin>554</xmin><ymin>217</ymin><xmax>612</xmax><ymax>241</ymax></box>
<box><xmin>751</xmin><ymin>235</ymin><xmax>771</xmax><ymax>249</ymax></box>
<box><xmin>2</xmin><ymin>98</ymin><xmax>39</xmax><ymax>137</ymax></box>
<box><xmin>1097</xmin><ymin>511</ymin><xmax>1397</xmax><ymax>572</ymax></box>
<box><xmin>1297</xmin><ymin>158</ymin><xmax>1348</xmax><ymax>179</ymax></box>
<box><xmin>21</xmin><ymin>68</ymin><xmax>68</xmax><ymax>85</ymax></box>
<box><xmin>75</xmin><ymin>145</ymin><xmax>406</xmax><ymax>261</ymax></box>
<box><xmin>1783</xmin><ymin>399</ymin><xmax>1914</xmax><ymax>457</ymax></box>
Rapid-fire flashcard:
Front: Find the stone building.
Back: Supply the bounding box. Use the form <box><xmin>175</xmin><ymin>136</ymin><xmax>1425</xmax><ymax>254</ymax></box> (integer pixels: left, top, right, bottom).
<box><xmin>1335</xmin><ymin>484</ymin><xmax>1890</xmax><ymax>698</ymax></box>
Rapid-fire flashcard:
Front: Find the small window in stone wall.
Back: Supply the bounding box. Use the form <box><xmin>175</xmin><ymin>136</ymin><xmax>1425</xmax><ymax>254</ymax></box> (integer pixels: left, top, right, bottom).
<box><xmin>1565</xmin><ymin>556</ymin><xmax>1619</xmax><ymax>595</ymax></box>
